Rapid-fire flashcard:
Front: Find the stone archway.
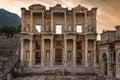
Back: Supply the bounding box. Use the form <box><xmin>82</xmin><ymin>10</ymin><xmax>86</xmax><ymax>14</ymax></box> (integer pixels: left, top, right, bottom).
<box><xmin>102</xmin><ymin>53</ymin><xmax>107</xmax><ymax>75</ymax></box>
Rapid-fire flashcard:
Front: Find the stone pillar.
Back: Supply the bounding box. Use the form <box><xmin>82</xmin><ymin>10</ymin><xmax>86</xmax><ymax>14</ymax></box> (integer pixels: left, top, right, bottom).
<box><xmin>107</xmin><ymin>50</ymin><xmax>113</xmax><ymax>77</ymax></box>
<box><xmin>41</xmin><ymin>39</ymin><xmax>45</xmax><ymax>67</ymax></box>
<box><xmin>50</xmin><ymin>38</ymin><xmax>54</xmax><ymax>66</ymax></box>
<box><xmin>73</xmin><ymin>12</ymin><xmax>76</xmax><ymax>32</ymax></box>
<box><xmin>116</xmin><ymin>49</ymin><xmax>120</xmax><ymax>79</ymax></box>
<box><xmin>64</xmin><ymin>39</ymin><xmax>67</xmax><ymax>67</ymax></box>
<box><xmin>85</xmin><ymin>37</ymin><xmax>88</xmax><ymax>66</ymax></box>
<box><xmin>85</xmin><ymin>12</ymin><xmax>88</xmax><ymax>32</ymax></box>
<box><xmin>21</xmin><ymin>9</ymin><xmax>25</xmax><ymax>32</ymax></box>
<box><xmin>94</xmin><ymin>40</ymin><xmax>97</xmax><ymax>67</ymax></box>
<box><xmin>21</xmin><ymin>39</ymin><xmax>24</xmax><ymax>65</ymax></box>
<box><xmin>42</xmin><ymin>12</ymin><xmax>44</xmax><ymax>32</ymax></box>
<box><xmin>29</xmin><ymin>39</ymin><xmax>33</xmax><ymax>67</ymax></box>
<box><xmin>51</xmin><ymin>12</ymin><xmax>53</xmax><ymax>32</ymax></box>
<box><xmin>30</xmin><ymin>11</ymin><xmax>33</xmax><ymax>32</ymax></box>
<box><xmin>64</xmin><ymin>12</ymin><xmax>67</xmax><ymax>31</ymax></box>
<box><xmin>73</xmin><ymin>39</ymin><xmax>76</xmax><ymax>67</ymax></box>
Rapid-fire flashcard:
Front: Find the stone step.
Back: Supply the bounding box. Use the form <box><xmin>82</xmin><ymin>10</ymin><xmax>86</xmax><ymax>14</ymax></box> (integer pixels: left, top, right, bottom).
<box><xmin>22</xmin><ymin>66</ymin><xmax>99</xmax><ymax>76</ymax></box>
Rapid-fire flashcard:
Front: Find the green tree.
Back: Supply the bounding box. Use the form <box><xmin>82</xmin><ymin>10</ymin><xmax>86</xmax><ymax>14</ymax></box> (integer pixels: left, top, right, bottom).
<box><xmin>0</xmin><ymin>26</ymin><xmax>18</xmax><ymax>38</ymax></box>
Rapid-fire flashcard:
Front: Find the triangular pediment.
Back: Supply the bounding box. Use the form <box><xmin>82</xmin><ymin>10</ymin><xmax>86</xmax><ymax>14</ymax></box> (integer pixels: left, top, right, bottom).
<box><xmin>50</xmin><ymin>4</ymin><xmax>68</xmax><ymax>11</ymax></box>
<box><xmin>29</xmin><ymin>4</ymin><xmax>46</xmax><ymax>10</ymax></box>
<box><xmin>73</xmin><ymin>5</ymin><xmax>88</xmax><ymax>11</ymax></box>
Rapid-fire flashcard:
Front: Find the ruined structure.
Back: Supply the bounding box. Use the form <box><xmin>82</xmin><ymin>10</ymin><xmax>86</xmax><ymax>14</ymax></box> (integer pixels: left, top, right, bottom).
<box><xmin>20</xmin><ymin>4</ymin><xmax>98</xmax><ymax>73</ymax></box>
<box><xmin>99</xmin><ymin>25</ymin><xmax>120</xmax><ymax>79</ymax></box>
<box><xmin>114</xmin><ymin>25</ymin><xmax>120</xmax><ymax>79</ymax></box>
<box><xmin>98</xmin><ymin>30</ymin><xmax>116</xmax><ymax>77</ymax></box>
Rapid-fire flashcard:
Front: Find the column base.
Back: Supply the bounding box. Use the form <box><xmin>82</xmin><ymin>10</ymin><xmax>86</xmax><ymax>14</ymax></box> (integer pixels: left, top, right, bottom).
<box><xmin>94</xmin><ymin>63</ymin><xmax>97</xmax><ymax>67</ymax></box>
<box><xmin>64</xmin><ymin>63</ymin><xmax>67</xmax><ymax>67</ymax></box>
<box><xmin>41</xmin><ymin>62</ymin><xmax>45</xmax><ymax>67</ymax></box>
<box><xmin>85</xmin><ymin>63</ymin><xmax>89</xmax><ymax>67</ymax></box>
<box><xmin>73</xmin><ymin>64</ymin><xmax>76</xmax><ymax>67</ymax></box>
<box><xmin>29</xmin><ymin>63</ymin><xmax>32</xmax><ymax>67</ymax></box>
<box><xmin>50</xmin><ymin>64</ymin><xmax>54</xmax><ymax>67</ymax></box>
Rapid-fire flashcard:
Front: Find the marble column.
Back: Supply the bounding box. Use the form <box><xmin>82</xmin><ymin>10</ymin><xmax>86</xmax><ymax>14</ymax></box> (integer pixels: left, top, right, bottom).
<box><xmin>29</xmin><ymin>39</ymin><xmax>33</xmax><ymax>67</ymax></box>
<box><xmin>85</xmin><ymin>38</ymin><xmax>88</xmax><ymax>66</ymax></box>
<box><xmin>51</xmin><ymin>12</ymin><xmax>53</xmax><ymax>32</ymax></box>
<box><xmin>50</xmin><ymin>38</ymin><xmax>54</xmax><ymax>66</ymax></box>
<box><xmin>94</xmin><ymin>40</ymin><xmax>97</xmax><ymax>67</ymax></box>
<box><xmin>42</xmin><ymin>12</ymin><xmax>44</xmax><ymax>32</ymax></box>
<box><xmin>64</xmin><ymin>39</ymin><xmax>67</xmax><ymax>67</ymax></box>
<box><xmin>30</xmin><ymin>11</ymin><xmax>33</xmax><ymax>32</ymax></box>
<box><xmin>41</xmin><ymin>39</ymin><xmax>45</xmax><ymax>67</ymax></box>
<box><xmin>73</xmin><ymin>39</ymin><xmax>76</xmax><ymax>67</ymax></box>
<box><xmin>85</xmin><ymin>12</ymin><xmax>88</xmax><ymax>32</ymax></box>
<box><xmin>73</xmin><ymin>12</ymin><xmax>76</xmax><ymax>32</ymax></box>
<box><xmin>21</xmin><ymin>39</ymin><xmax>24</xmax><ymax>65</ymax></box>
<box><xmin>64</xmin><ymin>12</ymin><xmax>67</xmax><ymax>31</ymax></box>
<box><xmin>21</xmin><ymin>10</ymin><xmax>25</xmax><ymax>32</ymax></box>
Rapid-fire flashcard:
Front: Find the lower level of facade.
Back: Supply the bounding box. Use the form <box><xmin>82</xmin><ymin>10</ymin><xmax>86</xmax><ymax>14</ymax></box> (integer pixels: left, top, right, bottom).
<box><xmin>20</xmin><ymin>33</ymin><xmax>97</xmax><ymax>68</ymax></box>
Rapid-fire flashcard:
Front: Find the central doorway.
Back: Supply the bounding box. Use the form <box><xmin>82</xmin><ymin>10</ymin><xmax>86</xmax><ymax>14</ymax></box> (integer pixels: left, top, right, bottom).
<box><xmin>55</xmin><ymin>49</ymin><xmax>62</xmax><ymax>65</ymax></box>
<box><xmin>76</xmin><ymin>51</ymin><xmax>82</xmax><ymax>65</ymax></box>
<box><xmin>35</xmin><ymin>52</ymin><xmax>41</xmax><ymax>64</ymax></box>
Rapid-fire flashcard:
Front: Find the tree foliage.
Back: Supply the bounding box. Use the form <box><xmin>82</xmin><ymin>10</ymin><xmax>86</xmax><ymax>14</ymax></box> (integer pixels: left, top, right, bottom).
<box><xmin>0</xmin><ymin>25</ymin><xmax>21</xmax><ymax>38</ymax></box>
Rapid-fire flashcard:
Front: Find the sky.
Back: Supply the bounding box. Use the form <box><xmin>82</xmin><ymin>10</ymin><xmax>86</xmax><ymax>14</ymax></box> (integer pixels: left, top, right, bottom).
<box><xmin>0</xmin><ymin>0</ymin><xmax>120</xmax><ymax>39</ymax></box>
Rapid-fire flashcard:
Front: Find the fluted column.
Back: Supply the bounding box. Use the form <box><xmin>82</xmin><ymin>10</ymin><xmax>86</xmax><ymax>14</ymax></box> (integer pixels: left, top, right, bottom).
<box><xmin>21</xmin><ymin>39</ymin><xmax>24</xmax><ymax>65</ymax></box>
<box><xmin>50</xmin><ymin>38</ymin><xmax>54</xmax><ymax>66</ymax></box>
<box><xmin>73</xmin><ymin>39</ymin><xmax>76</xmax><ymax>67</ymax></box>
<box><xmin>64</xmin><ymin>39</ymin><xmax>67</xmax><ymax>67</ymax></box>
<box><xmin>41</xmin><ymin>39</ymin><xmax>45</xmax><ymax>67</ymax></box>
<box><xmin>85</xmin><ymin>38</ymin><xmax>88</xmax><ymax>66</ymax></box>
<box><xmin>29</xmin><ymin>39</ymin><xmax>33</xmax><ymax>67</ymax></box>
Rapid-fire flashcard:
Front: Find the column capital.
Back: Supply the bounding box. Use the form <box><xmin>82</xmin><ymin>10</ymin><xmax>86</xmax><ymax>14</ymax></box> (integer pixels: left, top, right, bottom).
<box><xmin>20</xmin><ymin>38</ymin><xmax>24</xmax><ymax>40</ymax></box>
<box><xmin>64</xmin><ymin>38</ymin><xmax>67</xmax><ymax>41</ymax></box>
<box><xmin>30</xmin><ymin>38</ymin><xmax>33</xmax><ymax>41</ymax></box>
<box><xmin>73</xmin><ymin>38</ymin><xmax>76</xmax><ymax>41</ymax></box>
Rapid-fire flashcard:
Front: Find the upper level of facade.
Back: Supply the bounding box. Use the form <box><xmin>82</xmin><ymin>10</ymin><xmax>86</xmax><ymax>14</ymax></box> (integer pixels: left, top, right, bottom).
<box><xmin>21</xmin><ymin>4</ymin><xmax>97</xmax><ymax>35</ymax></box>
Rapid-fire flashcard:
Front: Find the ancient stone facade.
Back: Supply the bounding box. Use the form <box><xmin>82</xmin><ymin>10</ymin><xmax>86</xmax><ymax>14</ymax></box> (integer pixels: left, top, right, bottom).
<box><xmin>98</xmin><ymin>30</ymin><xmax>116</xmax><ymax>77</ymax></box>
<box><xmin>20</xmin><ymin>4</ymin><xmax>97</xmax><ymax>72</ymax></box>
<box><xmin>99</xmin><ymin>25</ymin><xmax>120</xmax><ymax>79</ymax></box>
<box><xmin>114</xmin><ymin>25</ymin><xmax>120</xmax><ymax>79</ymax></box>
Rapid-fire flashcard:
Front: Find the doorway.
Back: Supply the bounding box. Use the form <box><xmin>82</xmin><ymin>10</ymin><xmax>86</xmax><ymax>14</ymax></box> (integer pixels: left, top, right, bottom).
<box><xmin>35</xmin><ymin>52</ymin><xmax>41</xmax><ymax>64</ymax></box>
<box><xmin>55</xmin><ymin>49</ymin><xmax>62</xmax><ymax>65</ymax></box>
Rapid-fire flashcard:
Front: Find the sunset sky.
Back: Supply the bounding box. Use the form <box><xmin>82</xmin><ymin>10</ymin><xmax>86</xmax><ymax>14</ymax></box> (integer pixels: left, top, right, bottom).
<box><xmin>0</xmin><ymin>0</ymin><xmax>120</xmax><ymax>39</ymax></box>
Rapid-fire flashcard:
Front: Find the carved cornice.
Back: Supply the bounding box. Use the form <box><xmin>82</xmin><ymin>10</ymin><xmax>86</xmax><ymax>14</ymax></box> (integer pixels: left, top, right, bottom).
<box><xmin>29</xmin><ymin>4</ymin><xmax>46</xmax><ymax>10</ymax></box>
